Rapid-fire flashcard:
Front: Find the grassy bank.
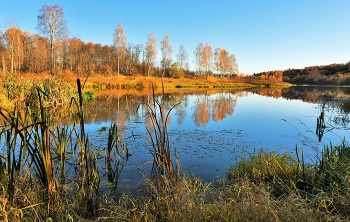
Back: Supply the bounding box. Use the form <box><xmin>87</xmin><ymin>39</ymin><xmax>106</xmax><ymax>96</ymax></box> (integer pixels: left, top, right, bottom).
<box><xmin>1</xmin><ymin>71</ymin><xmax>292</xmax><ymax>90</ymax></box>
<box><xmin>1</xmin><ymin>143</ymin><xmax>349</xmax><ymax>221</ymax></box>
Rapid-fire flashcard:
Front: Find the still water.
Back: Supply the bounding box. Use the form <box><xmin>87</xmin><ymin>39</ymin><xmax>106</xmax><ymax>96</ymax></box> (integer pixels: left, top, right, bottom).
<box><xmin>83</xmin><ymin>86</ymin><xmax>350</xmax><ymax>192</ymax></box>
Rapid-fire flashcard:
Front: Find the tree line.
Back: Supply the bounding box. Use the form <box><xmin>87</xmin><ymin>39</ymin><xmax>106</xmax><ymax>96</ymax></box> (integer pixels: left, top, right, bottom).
<box><xmin>0</xmin><ymin>5</ymin><xmax>239</xmax><ymax>79</ymax></box>
<box><xmin>254</xmin><ymin>62</ymin><xmax>350</xmax><ymax>84</ymax></box>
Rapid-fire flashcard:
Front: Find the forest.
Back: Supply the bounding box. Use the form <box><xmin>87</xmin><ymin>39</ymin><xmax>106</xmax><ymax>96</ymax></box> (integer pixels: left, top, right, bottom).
<box><xmin>0</xmin><ymin>5</ymin><xmax>239</xmax><ymax>80</ymax></box>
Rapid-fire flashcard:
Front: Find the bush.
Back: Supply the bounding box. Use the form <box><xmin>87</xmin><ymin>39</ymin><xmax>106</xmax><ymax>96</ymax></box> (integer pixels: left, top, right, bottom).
<box><xmin>227</xmin><ymin>149</ymin><xmax>299</xmax><ymax>197</ymax></box>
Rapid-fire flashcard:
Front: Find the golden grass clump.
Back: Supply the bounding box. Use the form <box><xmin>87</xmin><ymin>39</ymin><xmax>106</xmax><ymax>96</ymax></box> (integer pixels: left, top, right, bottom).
<box><xmin>95</xmin><ymin>175</ymin><xmax>338</xmax><ymax>222</ymax></box>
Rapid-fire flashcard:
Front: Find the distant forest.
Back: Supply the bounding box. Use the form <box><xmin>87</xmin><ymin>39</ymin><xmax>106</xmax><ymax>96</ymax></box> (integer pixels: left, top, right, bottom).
<box><xmin>254</xmin><ymin>62</ymin><xmax>350</xmax><ymax>85</ymax></box>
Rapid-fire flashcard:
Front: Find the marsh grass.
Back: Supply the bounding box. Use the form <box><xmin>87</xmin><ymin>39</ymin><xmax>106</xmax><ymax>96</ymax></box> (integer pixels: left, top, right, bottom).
<box><xmin>0</xmin><ymin>78</ymin><xmax>101</xmax><ymax>220</ymax></box>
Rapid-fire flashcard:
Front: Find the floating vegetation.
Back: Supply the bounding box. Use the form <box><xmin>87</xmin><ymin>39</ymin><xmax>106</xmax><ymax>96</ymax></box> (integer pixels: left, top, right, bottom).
<box><xmin>99</xmin><ymin>126</ymin><xmax>108</xmax><ymax>132</ymax></box>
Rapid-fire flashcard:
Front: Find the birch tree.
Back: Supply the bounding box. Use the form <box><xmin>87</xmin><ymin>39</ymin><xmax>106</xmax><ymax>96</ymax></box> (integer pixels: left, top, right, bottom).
<box><xmin>194</xmin><ymin>42</ymin><xmax>204</xmax><ymax>77</ymax></box>
<box><xmin>113</xmin><ymin>23</ymin><xmax>127</xmax><ymax>75</ymax></box>
<box><xmin>145</xmin><ymin>31</ymin><xmax>157</xmax><ymax>76</ymax></box>
<box><xmin>203</xmin><ymin>43</ymin><xmax>212</xmax><ymax>79</ymax></box>
<box><xmin>214</xmin><ymin>47</ymin><xmax>231</xmax><ymax>77</ymax></box>
<box><xmin>176</xmin><ymin>44</ymin><xmax>188</xmax><ymax>69</ymax></box>
<box><xmin>37</xmin><ymin>5</ymin><xmax>68</xmax><ymax>74</ymax></box>
<box><xmin>214</xmin><ymin>47</ymin><xmax>238</xmax><ymax>77</ymax></box>
<box><xmin>194</xmin><ymin>42</ymin><xmax>212</xmax><ymax>79</ymax></box>
<box><xmin>160</xmin><ymin>34</ymin><xmax>173</xmax><ymax>77</ymax></box>
<box><xmin>229</xmin><ymin>53</ymin><xmax>239</xmax><ymax>77</ymax></box>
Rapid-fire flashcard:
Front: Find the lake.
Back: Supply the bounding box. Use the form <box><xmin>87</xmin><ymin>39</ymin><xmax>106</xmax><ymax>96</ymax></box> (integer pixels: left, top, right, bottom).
<box><xmin>82</xmin><ymin>86</ymin><xmax>350</xmax><ymax>193</ymax></box>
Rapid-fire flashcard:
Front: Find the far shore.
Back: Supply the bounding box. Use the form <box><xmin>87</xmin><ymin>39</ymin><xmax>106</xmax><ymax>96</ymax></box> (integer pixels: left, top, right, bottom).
<box><xmin>3</xmin><ymin>71</ymin><xmax>293</xmax><ymax>92</ymax></box>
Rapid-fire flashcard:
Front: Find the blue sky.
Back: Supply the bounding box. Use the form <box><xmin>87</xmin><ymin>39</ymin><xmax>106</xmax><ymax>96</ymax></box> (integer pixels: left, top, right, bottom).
<box><xmin>1</xmin><ymin>0</ymin><xmax>349</xmax><ymax>74</ymax></box>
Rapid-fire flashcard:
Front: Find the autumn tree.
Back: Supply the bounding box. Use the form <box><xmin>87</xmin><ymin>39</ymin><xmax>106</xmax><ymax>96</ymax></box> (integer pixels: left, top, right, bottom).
<box><xmin>145</xmin><ymin>31</ymin><xmax>157</xmax><ymax>76</ymax></box>
<box><xmin>194</xmin><ymin>42</ymin><xmax>204</xmax><ymax>77</ymax></box>
<box><xmin>194</xmin><ymin>42</ymin><xmax>212</xmax><ymax>79</ymax></box>
<box><xmin>203</xmin><ymin>43</ymin><xmax>212</xmax><ymax>79</ymax></box>
<box><xmin>214</xmin><ymin>47</ymin><xmax>239</xmax><ymax>77</ymax></box>
<box><xmin>81</xmin><ymin>42</ymin><xmax>95</xmax><ymax>75</ymax></box>
<box><xmin>31</xmin><ymin>34</ymin><xmax>50</xmax><ymax>73</ymax></box>
<box><xmin>160</xmin><ymin>34</ymin><xmax>173</xmax><ymax>77</ymax></box>
<box><xmin>4</xmin><ymin>27</ymin><xmax>24</xmax><ymax>73</ymax></box>
<box><xmin>229</xmin><ymin>53</ymin><xmax>239</xmax><ymax>77</ymax></box>
<box><xmin>113</xmin><ymin>23</ymin><xmax>127</xmax><ymax>75</ymax></box>
<box><xmin>37</xmin><ymin>5</ymin><xmax>68</xmax><ymax>74</ymax></box>
<box><xmin>176</xmin><ymin>44</ymin><xmax>188</xmax><ymax>69</ymax></box>
<box><xmin>0</xmin><ymin>31</ymin><xmax>6</xmax><ymax>75</ymax></box>
<box><xmin>68</xmin><ymin>38</ymin><xmax>84</xmax><ymax>73</ymax></box>
<box><xmin>22</xmin><ymin>31</ymin><xmax>32</xmax><ymax>72</ymax></box>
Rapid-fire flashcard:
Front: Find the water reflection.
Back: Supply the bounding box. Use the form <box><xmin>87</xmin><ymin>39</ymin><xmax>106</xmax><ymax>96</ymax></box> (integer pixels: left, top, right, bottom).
<box><xmin>84</xmin><ymin>86</ymin><xmax>350</xmax><ymax>128</ymax></box>
<box><xmin>82</xmin><ymin>86</ymin><xmax>350</xmax><ymax>192</ymax></box>
<box><xmin>316</xmin><ymin>104</ymin><xmax>326</xmax><ymax>142</ymax></box>
<box><xmin>85</xmin><ymin>91</ymin><xmax>246</xmax><ymax>127</ymax></box>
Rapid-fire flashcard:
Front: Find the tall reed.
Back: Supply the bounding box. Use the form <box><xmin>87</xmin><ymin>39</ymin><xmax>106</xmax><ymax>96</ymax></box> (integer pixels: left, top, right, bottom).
<box><xmin>105</xmin><ymin>123</ymin><xmax>128</xmax><ymax>189</ymax></box>
<box><xmin>139</xmin><ymin>83</ymin><xmax>181</xmax><ymax>181</ymax></box>
<box><xmin>0</xmin><ymin>88</ymin><xmax>58</xmax><ymax>215</ymax></box>
<box><xmin>0</xmin><ymin>106</ymin><xmax>24</xmax><ymax>203</ymax></box>
<box><xmin>74</xmin><ymin>78</ymin><xmax>100</xmax><ymax>216</ymax></box>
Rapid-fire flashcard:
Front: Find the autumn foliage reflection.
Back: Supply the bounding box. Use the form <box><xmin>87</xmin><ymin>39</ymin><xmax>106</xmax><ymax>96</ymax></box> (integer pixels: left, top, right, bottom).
<box><xmin>192</xmin><ymin>95</ymin><xmax>211</xmax><ymax>127</ymax></box>
<box><xmin>212</xmin><ymin>93</ymin><xmax>238</xmax><ymax>122</ymax></box>
<box><xmin>77</xmin><ymin>87</ymin><xmax>349</xmax><ymax>131</ymax></box>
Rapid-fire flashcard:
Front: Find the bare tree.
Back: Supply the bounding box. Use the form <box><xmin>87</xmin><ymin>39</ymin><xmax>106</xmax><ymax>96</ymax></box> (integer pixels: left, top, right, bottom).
<box><xmin>132</xmin><ymin>44</ymin><xmax>143</xmax><ymax>65</ymax></box>
<box><xmin>160</xmin><ymin>34</ymin><xmax>173</xmax><ymax>77</ymax></box>
<box><xmin>37</xmin><ymin>5</ymin><xmax>68</xmax><ymax>74</ymax></box>
<box><xmin>113</xmin><ymin>23</ymin><xmax>127</xmax><ymax>75</ymax></box>
<box><xmin>177</xmin><ymin>44</ymin><xmax>188</xmax><ymax>69</ymax></box>
<box><xmin>145</xmin><ymin>31</ymin><xmax>157</xmax><ymax>76</ymax></box>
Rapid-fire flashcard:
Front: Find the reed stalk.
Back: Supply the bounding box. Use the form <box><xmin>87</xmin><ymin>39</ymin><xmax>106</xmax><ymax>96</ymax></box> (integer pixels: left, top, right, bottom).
<box><xmin>140</xmin><ymin>83</ymin><xmax>180</xmax><ymax>181</ymax></box>
<box><xmin>75</xmin><ymin>78</ymin><xmax>100</xmax><ymax>216</ymax></box>
<box><xmin>0</xmin><ymin>107</ymin><xmax>24</xmax><ymax>203</ymax></box>
<box><xmin>105</xmin><ymin>123</ymin><xmax>128</xmax><ymax>190</ymax></box>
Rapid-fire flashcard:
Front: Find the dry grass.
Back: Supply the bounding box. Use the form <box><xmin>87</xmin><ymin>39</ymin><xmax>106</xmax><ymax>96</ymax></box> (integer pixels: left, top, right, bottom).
<box><xmin>96</xmin><ymin>175</ymin><xmax>338</xmax><ymax>222</ymax></box>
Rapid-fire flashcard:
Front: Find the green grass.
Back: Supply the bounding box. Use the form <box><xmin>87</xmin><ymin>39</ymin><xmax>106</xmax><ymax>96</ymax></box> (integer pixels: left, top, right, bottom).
<box><xmin>174</xmin><ymin>85</ymin><xmax>210</xmax><ymax>88</ymax></box>
<box><xmin>212</xmin><ymin>84</ymin><xmax>249</xmax><ymax>88</ymax></box>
